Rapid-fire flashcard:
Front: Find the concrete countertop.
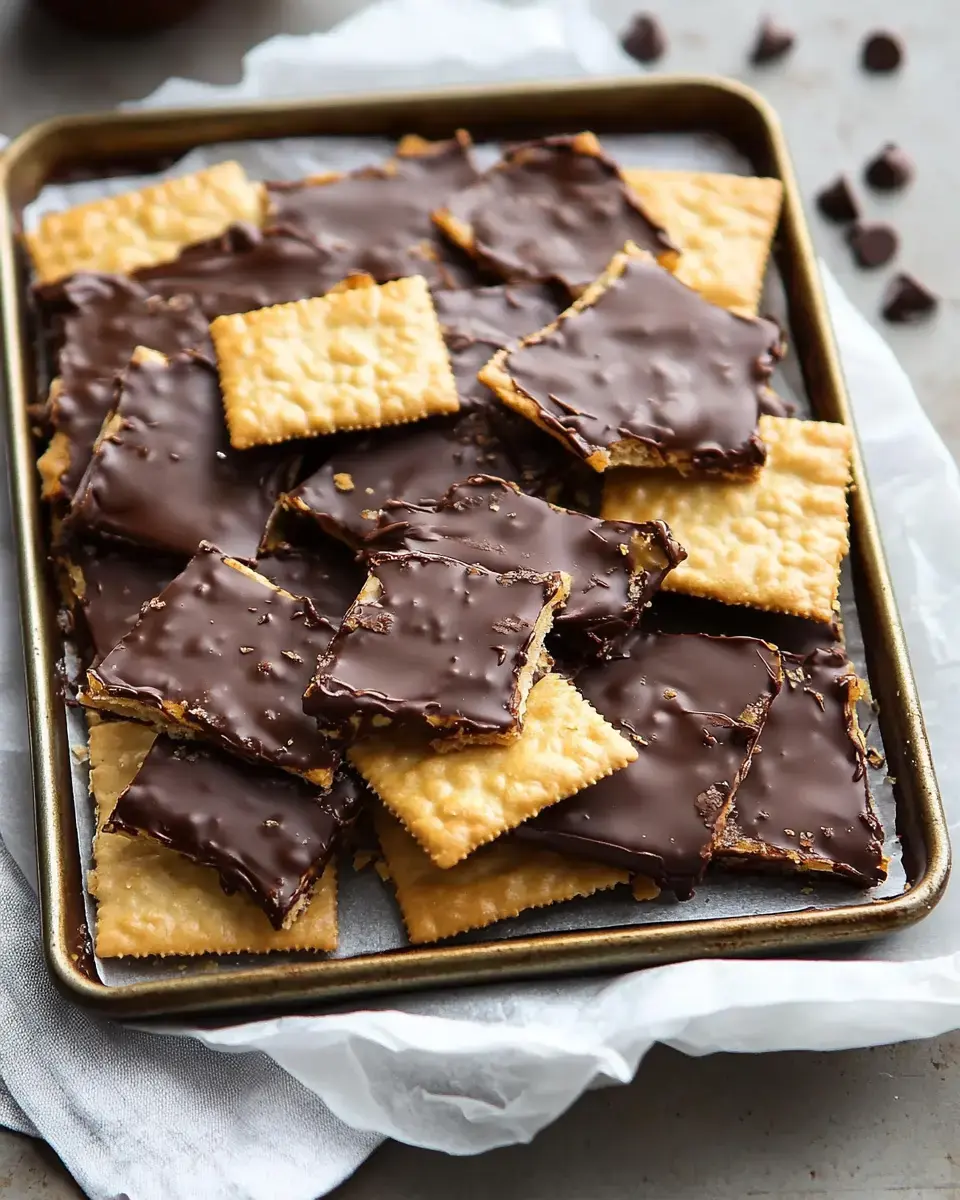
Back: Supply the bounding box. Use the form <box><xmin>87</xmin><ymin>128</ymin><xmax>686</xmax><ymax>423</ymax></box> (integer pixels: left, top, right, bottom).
<box><xmin>1</xmin><ymin>1</ymin><xmax>957</xmax><ymax>1196</ymax></box>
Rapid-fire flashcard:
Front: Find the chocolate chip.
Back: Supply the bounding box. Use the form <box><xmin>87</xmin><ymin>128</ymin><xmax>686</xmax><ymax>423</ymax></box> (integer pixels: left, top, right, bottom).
<box><xmin>620</xmin><ymin>13</ymin><xmax>667</xmax><ymax>63</ymax></box>
<box><xmin>847</xmin><ymin>222</ymin><xmax>898</xmax><ymax>269</ymax></box>
<box><xmin>816</xmin><ymin>176</ymin><xmax>859</xmax><ymax>223</ymax></box>
<box><xmin>749</xmin><ymin>17</ymin><xmax>795</xmax><ymax>65</ymax></box>
<box><xmin>861</xmin><ymin>31</ymin><xmax>904</xmax><ymax>73</ymax></box>
<box><xmin>881</xmin><ymin>274</ymin><xmax>938</xmax><ymax>324</ymax></box>
<box><xmin>864</xmin><ymin>144</ymin><xmax>913</xmax><ymax>191</ymax></box>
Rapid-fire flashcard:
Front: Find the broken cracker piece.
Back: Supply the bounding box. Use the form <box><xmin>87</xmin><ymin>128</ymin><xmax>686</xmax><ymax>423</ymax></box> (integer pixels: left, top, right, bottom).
<box><xmin>210</xmin><ymin>275</ymin><xmax>459</xmax><ymax>449</ymax></box>
<box><xmin>88</xmin><ymin>720</ymin><xmax>337</xmax><ymax>956</ymax></box>
<box><xmin>601</xmin><ymin>414</ymin><xmax>852</xmax><ymax>624</ymax></box>
<box><xmin>375</xmin><ymin>807</ymin><xmax>628</xmax><ymax>944</ymax></box>
<box><xmin>624</xmin><ymin>169</ymin><xmax>783</xmax><ymax>316</ymax></box>
<box><xmin>27</xmin><ymin>162</ymin><xmax>265</xmax><ymax>285</ymax></box>
<box><xmin>349</xmin><ymin>672</ymin><xmax>637</xmax><ymax>869</ymax></box>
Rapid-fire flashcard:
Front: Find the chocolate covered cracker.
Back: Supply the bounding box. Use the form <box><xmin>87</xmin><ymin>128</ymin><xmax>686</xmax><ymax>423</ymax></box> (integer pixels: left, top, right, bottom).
<box><xmin>480</xmin><ymin>248</ymin><xmax>784</xmax><ymax>475</ymax></box>
<box><xmin>518</xmin><ymin>632</ymin><xmax>782</xmax><ymax>895</ymax></box>
<box><xmin>134</xmin><ymin>223</ymin><xmax>347</xmax><ymax>320</ymax></box>
<box><xmin>280</xmin><ymin>412</ymin><xmax>516</xmax><ymax>547</ymax></box>
<box><xmin>372</xmin><ymin>476</ymin><xmax>685</xmax><ymax>656</ymax></box>
<box><xmin>304</xmin><ymin>550</ymin><xmax>568</xmax><ymax>747</ymax></box>
<box><xmin>716</xmin><ymin>647</ymin><xmax>886</xmax><ymax>885</ymax></box>
<box><xmin>267</xmin><ymin>133</ymin><xmax>479</xmax><ymax>288</ymax></box>
<box><xmin>105</xmin><ymin>736</ymin><xmax>364</xmax><ymax>929</ymax></box>
<box><xmin>70</xmin><ymin>349</ymin><xmax>295</xmax><ymax>559</ymax></box>
<box><xmin>60</xmin><ymin>542</ymin><xmax>183</xmax><ymax>665</ymax></box>
<box><xmin>434</xmin><ymin>133</ymin><xmax>675</xmax><ymax>295</ymax></box>
<box><xmin>84</xmin><ymin>546</ymin><xmax>340</xmax><ymax>786</ymax></box>
<box><xmin>255</xmin><ymin>542</ymin><xmax>365</xmax><ymax>634</ymax></box>
<box><xmin>434</xmin><ymin>284</ymin><xmax>560</xmax><ymax>412</ymax></box>
<box><xmin>89</xmin><ymin>721</ymin><xmax>339</xmax><ymax>955</ymax></box>
<box><xmin>37</xmin><ymin>283</ymin><xmax>210</xmax><ymax>501</ymax></box>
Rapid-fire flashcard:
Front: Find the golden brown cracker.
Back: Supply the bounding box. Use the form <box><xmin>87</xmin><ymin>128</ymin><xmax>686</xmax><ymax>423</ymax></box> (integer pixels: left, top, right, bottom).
<box><xmin>601</xmin><ymin>415</ymin><xmax>852</xmax><ymax>623</ymax></box>
<box><xmin>88</xmin><ymin>720</ymin><xmax>338</xmax><ymax>957</ymax></box>
<box><xmin>375</xmin><ymin>808</ymin><xmax>628</xmax><ymax>943</ymax></box>
<box><xmin>624</xmin><ymin>169</ymin><xmax>783</xmax><ymax>315</ymax></box>
<box><xmin>210</xmin><ymin>276</ymin><xmax>459</xmax><ymax>449</ymax></box>
<box><xmin>350</xmin><ymin>672</ymin><xmax>637</xmax><ymax>869</ymax></box>
<box><xmin>27</xmin><ymin>162</ymin><xmax>264</xmax><ymax>285</ymax></box>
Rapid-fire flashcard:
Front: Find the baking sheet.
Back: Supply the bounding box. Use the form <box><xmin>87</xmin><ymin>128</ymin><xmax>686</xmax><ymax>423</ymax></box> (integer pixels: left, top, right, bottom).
<box><xmin>31</xmin><ymin>129</ymin><xmax>903</xmax><ymax>988</ymax></box>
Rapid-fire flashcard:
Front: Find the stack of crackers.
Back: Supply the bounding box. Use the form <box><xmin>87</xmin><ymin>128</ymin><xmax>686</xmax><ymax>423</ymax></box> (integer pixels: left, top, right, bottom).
<box><xmin>26</xmin><ymin>130</ymin><xmax>887</xmax><ymax>960</ymax></box>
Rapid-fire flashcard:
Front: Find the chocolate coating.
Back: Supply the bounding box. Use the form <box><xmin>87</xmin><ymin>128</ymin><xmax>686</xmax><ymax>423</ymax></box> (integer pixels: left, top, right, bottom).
<box><xmin>518</xmin><ymin>632</ymin><xmax>781</xmax><ymax>893</ymax></box>
<box><xmin>105</xmin><ymin>736</ymin><xmax>363</xmax><ymax>929</ymax></box>
<box><xmin>864</xmin><ymin>144</ymin><xmax>914</xmax><ymax>192</ymax></box>
<box><xmin>442</xmin><ymin>135</ymin><xmax>673</xmax><ymax>295</ymax></box>
<box><xmin>285</xmin><ymin>412</ymin><xmax>518</xmax><ymax>547</ymax></box>
<box><xmin>133</xmin><ymin>224</ymin><xmax>346</xmax><ymax>320</ymax></box>
<box><xmin>505</xmin><ymin>255</ymin><xmax>782</xmax><ymax>474</ymax></box>
<box><xmin>620</xmin><ymin>13</ymin><xmax>667</xmax><ymax>63</ymax></box>
<box><xmin>434</xmin><ymin>284</ymin><xmax>560</xmax><ymax>413</ymax></box>
<box><xmin>644</xmin><ymin>591</ymin><xmax>840</xmax><ymax>658</ymax></box>
<box><xmin>881</xmin><ymin>273</ymin><xmax>938</xmax><ymax>324</ymax></box>
<box><xmin>304</xmin><ymin>550</ymin><xmax>561</xmax><ymax>741</ymax></box>
<box><xmin>861</xmin><ymin>31</ymin><xmax>904</xmax><ymax>73</ymax></box>
<box><xmin>816</xmin><ymin>176</ymin><xmax>859</xmax><ymax>224</ymax></box>
<box><xmin>256</xmin><ymin>543</ymin><xmax>365</xmax><ymax>634</ymax></box>
<box><xmin>722</xmin><ymin>648</ymin><xmax>885</xmax><ymax>885</ymax></box>
<box><xmin>70</xmin><ymin>352</ymin><xmax>295</xmax><ymax>560</ymax></box>
<box><xmin>65</xmin><ymin>543</ymin><xmax>183</xmax><ymax>665</ymax></box>
<box><xmin>50</xmin><ymin>284</ymin><xmax>210</xmax><ymax>498</ymax></box>
<box><xmin>267</xmin><ymin>137</ymin><xmax>478</xmax><ymax>288</ymax></box>
<box><xmin>88</xmin><ymin>546</ymin><xmax>339</xmax><ymax>782</ymax></box>
<box><xmin>847</xmin><ymin>222</ymin><xmax>898</xmax><ymax>269</ymax></box>
<box><xmin>749</xmin><ymin>17</ymin><xmax>795</xmax><ymax>64</ymax></box>
<box><xmin>372</xmin><ymin>476</ymin><xmax>685</xmax><ymax>655</ymax></box>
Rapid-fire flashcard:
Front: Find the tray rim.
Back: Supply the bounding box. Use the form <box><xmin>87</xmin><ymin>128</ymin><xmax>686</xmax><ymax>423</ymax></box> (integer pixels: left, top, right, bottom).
<box><xmin>0</xmin><ymin>73</ymin><xmax>949</xmax><ymax>1019</ymax></box>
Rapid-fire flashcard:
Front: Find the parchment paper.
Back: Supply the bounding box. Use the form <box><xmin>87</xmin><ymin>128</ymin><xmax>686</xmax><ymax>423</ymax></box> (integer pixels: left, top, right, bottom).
<box><xmin>10</xmin><ymin>0</ymin><xmax>960</xmax><ymax>1159</ymax></box>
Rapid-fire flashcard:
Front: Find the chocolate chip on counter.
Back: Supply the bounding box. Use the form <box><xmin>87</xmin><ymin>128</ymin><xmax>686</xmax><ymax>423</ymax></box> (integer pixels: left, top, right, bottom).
<box><xmin>620</xmin><ymin>13</ymin><xmax>667</xmax><ymax>64</ymax></box>
<box><xmin>816</xmin><ymin>176</ymin><xmax>859</xmax><ymax>223</ymax></box>
<box><xmin>881</xmin><ymin>274</ymin><xmax>938</xmax><ymax>324</ymax></box>
<box><xmin>861</xmin><ymin>31</ymin><xmax>904</xmax><ymax>73</ymax></box>
<box><xmin>749</xmin><ymin>17</ymin><xmax>795</xmax><ymax>65</ymax></box>
<box><xmin>846</xmin><ymin>223</ymin><xmax>898</xmax><ymax>269</ymax></box>
<box><xmin>864</xmin><ymin>144</ymin><xmax>914</xmax><ymax>191</ymax></box>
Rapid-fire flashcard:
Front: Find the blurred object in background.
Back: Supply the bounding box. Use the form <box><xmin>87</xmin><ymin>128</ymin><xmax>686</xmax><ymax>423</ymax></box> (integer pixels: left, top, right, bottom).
<box><xmin>35</xmin><ymin>0</ymin><xmax>210</xmax><ymax>35</ymax></box>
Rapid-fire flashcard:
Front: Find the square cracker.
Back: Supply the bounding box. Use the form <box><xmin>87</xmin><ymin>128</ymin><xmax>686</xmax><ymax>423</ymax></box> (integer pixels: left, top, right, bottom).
<box><xmin>623</xmin><ymin>169</ymin><xmax>783</xmax><ymax>316</ymax></box>
<box><xmin>210</xmin><ymin>275</ymin><xmax>459</xmax><ymax>449</ymax></box>
<box><xmin>27</xmin><ymin>162</ymin><xmax>265</xmax><ymax>286</ymax></box>
<box><xmin>601</xmin><ymin>415</ymin><xmax>852</xmax><ymax>624</ymax></box>
<box><xmin>375</xmin><ymin>808</ymin><xmax>629</xmax><ymax>944</ymax></box>
<box><xmin>88</xmin><ymin>720</ymin><xmax>337</xmax><ymax>957</ymax></box>
<box><xmin>350</xmin><ymin>672</ymin><xmax>637</xmax><ymax>869</ymax></box>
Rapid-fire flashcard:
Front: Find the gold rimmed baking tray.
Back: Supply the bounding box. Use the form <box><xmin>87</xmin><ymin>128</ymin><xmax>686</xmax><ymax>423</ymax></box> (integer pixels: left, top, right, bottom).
<box><xmin>0</xmin><ymin>76</ymin><xmax>949</xmax><ymax>1018</ymax></box>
